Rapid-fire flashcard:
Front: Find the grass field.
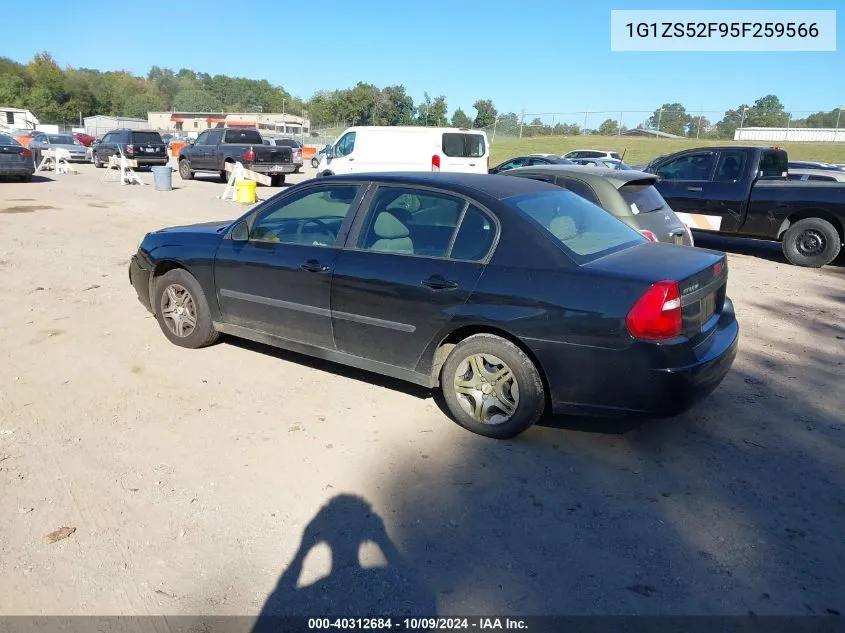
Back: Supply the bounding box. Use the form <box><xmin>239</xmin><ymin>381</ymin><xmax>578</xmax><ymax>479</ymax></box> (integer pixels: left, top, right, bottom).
<box><xmin>488</xmin><ymin>135</ymin><xmax>845</xmax><ymax>166</ymax></box>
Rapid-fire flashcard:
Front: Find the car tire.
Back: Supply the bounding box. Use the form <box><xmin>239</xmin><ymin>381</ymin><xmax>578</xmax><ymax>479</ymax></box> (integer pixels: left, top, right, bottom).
<box><xmin>311</xmin><ymin>157</ymin><xmax>319</xmax><ymax>168</ymax></box>
<box><xmin>270</xmin><ymin>175</ymin><xmax>285</xmax><ymax>187</ymax></box>
<box><xmin>178</xmin><ymin>160</ymin><xmax>194</xmax><ymax>181</ymax></box>
<box><xmin>93</xmin><ymin>154</ymin><xmax>103</xmax><ymax>168</ymax></box>
<box><xmin>782</xmin><ymin>218</ymin><xmax>842</xmax><ymax>268</ymax></box>
<box><xmin>219</xmin><ymin>170</ymin><xmax>229</xmax><ymax>183</ymax></box>
<box><xmin>152</xmin><ymin>269</ymin><xmax>219</xmax><ymax>349</ymax></box>
<box><xmin>19</xmin><ymin>174</ymin><xmax>32</xmax><ymax>182</ymax></box>
<box><xmin>440</xmin><ymin>334</ymin><xmax>545</xmax><ymax>439</ymax></box>
<box><xmin>294</xmin><ymin>167</ymin><xmax>301</xmax><ymax>174</ymax></box>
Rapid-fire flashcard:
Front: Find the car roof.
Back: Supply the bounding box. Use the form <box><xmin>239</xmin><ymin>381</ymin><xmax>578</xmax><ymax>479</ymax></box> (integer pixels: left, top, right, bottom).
<box><xmin>504</xmin><ymin>164</ymin><xmax>657</xmax><ymax>188</ymax></box>
<box><xmin>326</xmin><ymin>172</ymin><xmax>560</xmax><ymax>200</ymax></box>
<box><xmin>787</xmin><ymin>168</ymin><xmax>845</xmax><ymax>180</ymax></box>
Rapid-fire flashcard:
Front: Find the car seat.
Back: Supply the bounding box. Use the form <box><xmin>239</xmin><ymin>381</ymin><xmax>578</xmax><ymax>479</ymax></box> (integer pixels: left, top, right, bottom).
<box><xmin>369</xmin><ymin>212</ymin><xmax>414</xmax><ymax>254</ymax></box>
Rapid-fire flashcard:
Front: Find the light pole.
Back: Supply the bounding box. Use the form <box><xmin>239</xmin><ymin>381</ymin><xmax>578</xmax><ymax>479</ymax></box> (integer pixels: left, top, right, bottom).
<box><xmin>836</xmin><ymin>107</ymin><xmax>844</xmax><ymax>130</ymax></box>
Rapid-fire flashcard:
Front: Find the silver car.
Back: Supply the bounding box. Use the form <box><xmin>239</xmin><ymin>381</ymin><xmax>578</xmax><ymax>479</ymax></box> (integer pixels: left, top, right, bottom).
<box><xmin>29</xmin><ymin>133</ymin><xmax>89</xmax><ymax>166</ymax></box>
<box><xmin>786</xmin><ymin>168</ymin><xmax>845</xmax><ymax>182</ymax></box>
<box><xmin>262</xmin><ymin>137</ymin><xmax>303</xmax><ymax>172</ymax></box>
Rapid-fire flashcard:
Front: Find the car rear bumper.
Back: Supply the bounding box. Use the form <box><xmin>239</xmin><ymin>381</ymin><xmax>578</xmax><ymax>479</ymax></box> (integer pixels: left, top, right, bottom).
<box><xmin>130</xmin><ymin>157</ymin><xmax>169</xmax><ymax>167</ymax></box>
<box><xmin>129</xmin><ymin>254</ymin><xmax>153</xmax><ymax>313</ymax></box>
<box><xmin>250</xmin><ymin>163</ymin><xmax>296</xmax><ymax>174</ymax></box>
<box><xmin>536</xmin><ymin>298</ymin><xmax>739</xmax><ymax>418</ymax></box>
<box><xmin>0</xmin><ymin>165</ymin><xmax>35</xmax><ymax>176</ymax></box>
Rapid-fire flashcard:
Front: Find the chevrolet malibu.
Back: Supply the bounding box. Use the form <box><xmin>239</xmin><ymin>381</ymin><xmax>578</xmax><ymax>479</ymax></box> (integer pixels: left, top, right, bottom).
<box><xmin>129</xmin><ymin>173</ymin><xmax>739</xmax><ymax>439</ymax></box>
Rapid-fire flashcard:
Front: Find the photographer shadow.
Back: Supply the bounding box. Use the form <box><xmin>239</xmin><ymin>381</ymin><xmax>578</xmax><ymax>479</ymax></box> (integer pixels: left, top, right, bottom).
<box><xmin>252</xmin><ymin>495</ymin><xmax>436</xmax><ymax>632</ymax></box>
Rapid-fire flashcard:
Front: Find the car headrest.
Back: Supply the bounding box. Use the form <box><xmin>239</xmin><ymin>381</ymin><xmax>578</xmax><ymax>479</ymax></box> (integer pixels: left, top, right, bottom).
<box><xmin>374</xmin><ymin>212</ymin><xmax>410</xmax><ymax>239</ymax></box>
<box><xmin>549</xmin><ymin>216</ymin><xmax>577</xmax><ymax>241</ymax></box>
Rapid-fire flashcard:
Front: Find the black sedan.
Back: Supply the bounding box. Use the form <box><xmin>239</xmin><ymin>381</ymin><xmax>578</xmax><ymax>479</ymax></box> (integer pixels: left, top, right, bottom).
<box><xmin>0</xmin><ymin>134</ymin><xmax>35</xmax><ymax>181</ymax></box>
<box><xmin>129</xmin><ymin>173</ymin><xmax>738</xmax><ymax>439</ymax></box>
<box><xmin>488</xmin><ymin>155</ymin><xmax>574</xmax><ymax>174</ymax></box>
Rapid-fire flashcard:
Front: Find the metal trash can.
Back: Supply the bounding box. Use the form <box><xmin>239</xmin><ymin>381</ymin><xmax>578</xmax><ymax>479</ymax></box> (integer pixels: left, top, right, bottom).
<box><xmin>151</xmin><ymin>166</ymin><xmax>173</xmax><ymax>191</ymax></box>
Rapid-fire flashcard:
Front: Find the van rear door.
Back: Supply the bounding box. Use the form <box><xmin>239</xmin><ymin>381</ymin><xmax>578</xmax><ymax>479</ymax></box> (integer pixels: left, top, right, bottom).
<box><xmin>439</xmin><ymin>131</ymin><xmax>488</xmax><ymax>174</ymax></box>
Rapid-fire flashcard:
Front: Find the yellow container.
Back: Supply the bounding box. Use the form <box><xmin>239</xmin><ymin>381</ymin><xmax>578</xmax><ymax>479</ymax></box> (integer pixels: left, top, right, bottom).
<box><xmin>235</xmin><ymin>179</ymin><xmax>257</xmax><ymax>204</ymax></box>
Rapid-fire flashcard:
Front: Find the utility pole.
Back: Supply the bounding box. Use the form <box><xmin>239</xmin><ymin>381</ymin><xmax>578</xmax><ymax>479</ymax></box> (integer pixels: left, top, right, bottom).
<box><xmin>519</xmin><ymin>109</ymin><xmax>525</xmax><ymax>138</ymax></box>
<box><xmin>656</xmin><ymin>108</ymin><xmax>663</xmax><ymax>133</ymax></box>
<box><xmin>583</xmin><ymin>109</ymin><xmax>588</xmax><ymax>134</ymax></box>
<box><xmin>697</xmin><ymin>114</ymin><xmax>703</xmax><ymax>139</ymax></box>
<box><xmin>836</xmin><ymin>107</ymin><xmax>844</xmax><ymax>130</ymax></box>
<box><xmin>492</xmin><ymin>116</ymin><xmax>498</xmax><ymax>140</ymax></box>
<box><xmin>618</xmin><ymin>111</ymin><xmax>623</xmax><ymax>136</ymax></box>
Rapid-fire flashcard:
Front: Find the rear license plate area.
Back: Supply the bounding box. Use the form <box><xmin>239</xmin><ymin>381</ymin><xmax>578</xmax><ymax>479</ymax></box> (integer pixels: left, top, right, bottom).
<box><xmin>700</xmin><ymin>293</ymin><xmax>716</xmax><ymax>321</ymax></box>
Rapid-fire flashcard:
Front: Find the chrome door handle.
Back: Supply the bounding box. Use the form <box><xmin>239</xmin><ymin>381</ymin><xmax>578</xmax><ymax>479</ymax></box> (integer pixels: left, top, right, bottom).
<box><xmin>686</xmin><ymin>186</ymin><xmax>703</xmax><ymax>192</ymax></box>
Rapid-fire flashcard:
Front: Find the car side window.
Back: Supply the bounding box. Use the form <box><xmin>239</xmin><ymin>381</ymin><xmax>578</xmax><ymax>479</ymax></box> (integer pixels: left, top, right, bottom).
<box><xmin>497</xmin><ymin>158</ymin><xmax>525</xmax><ymax>171</ymax></box>
<box><xmin>555</xmin><ymin>178</ymin><xmax>601</xmax><ymax>206</ymax></box>
<box><xmin>714</xmin><ymin>150</ymin><xmax>747</xmax><ymax>182</ymax></box>
<box><xmin>206</xmin><ymin>130</ymin><xmax>222</xmax><ymax>145</ymax></box>
<box><xmin>655</xmin><ymin>153</ymin><xmax>715</xmax><ymax>181</ymax></box>
<box><xmin>194</xmin><ymin>131</ymin><xmax>209</xmax><ymax>146</ymax></box>
<box><xmin>358</xmin><ymin>187</ymin><xmax>466</xmax><ymax>258</ymax></box>
<box><xmin>250</xmin><ymin>185</ymin><xmax>361</xmax><ymax>246</ymax></box>
<box><xmin>335</xmin><ymin>132</ymin><xmax>356</xmax><ymax>157</ymax></box>
<box><xmin>101</xmin><ymin>133</ymin><xmax>112</xmax><ymax>144</ymax></box>
<box><xmin>450</xmin><ymin>205</ymin><xmax>496</xmax><ymax>261</ymax></box>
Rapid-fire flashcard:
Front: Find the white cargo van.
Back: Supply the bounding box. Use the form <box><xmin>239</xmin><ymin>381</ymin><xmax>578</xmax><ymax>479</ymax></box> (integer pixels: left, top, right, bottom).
<box><xmin>316</xmin><ymin>126</ymin><xmax>489</xmax><ymax>176</ymax></box>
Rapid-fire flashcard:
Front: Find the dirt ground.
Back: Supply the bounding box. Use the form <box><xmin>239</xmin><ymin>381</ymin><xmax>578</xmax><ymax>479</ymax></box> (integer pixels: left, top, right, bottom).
<box><xmin>1</xmin><ymin>162</ymin><xmax>844</xmax><ymax>621</ymax></box>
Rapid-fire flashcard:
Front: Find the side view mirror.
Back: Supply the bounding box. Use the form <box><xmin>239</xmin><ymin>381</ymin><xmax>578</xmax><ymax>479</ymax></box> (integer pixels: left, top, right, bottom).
<box><xmin>230</xmin><ymin>220</ymin><xmax>249</xmax><ymax>242</ymax></box>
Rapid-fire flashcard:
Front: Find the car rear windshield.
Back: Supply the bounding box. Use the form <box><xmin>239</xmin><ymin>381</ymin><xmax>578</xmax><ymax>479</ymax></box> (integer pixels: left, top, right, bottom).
<box><xmin>442</xmin><ymin>133</ymin><xmax>485</xmax><ymax>158</ymax></box>
<box><xmin>132</xmin><ymin>132</ymin><xmax>163</xmax><ymax>144</ymax></box>
<box><xmin>618</xmin><ymin>183</ymin><xmax>670</xmax><ymax>215</ymax></box>
<box><xmin>224</xmin><ymin>129</ymin><xmax>263</xmax><ymax>144</ymax></box>
<box><xmin>508</xmin><ymin>190</ymin><xmax>644</xmax><ymax>264</ymax></box>
<box><xmin>759</xmin><ymin>150</ymin><xmax>788</xmax><ymax>178</ymax></box>
<box><xmin>274</xmin><ymin>138</ymin><xmax>301</xmax><ymax>147</ymax></box>
<box><xmin>0</xmin><ymin>134</ymin><xmax>19</xmax><ymax>145</ymax></box>
<box><xmin>49</xmin><ymin>135</ymin><xmax>76</xmax><ymax>145</ymax></box>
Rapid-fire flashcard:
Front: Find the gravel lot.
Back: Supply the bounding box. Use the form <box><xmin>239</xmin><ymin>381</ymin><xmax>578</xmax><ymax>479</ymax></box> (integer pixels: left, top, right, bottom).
<box><xmin>1</xmin><ymin>162</ymin><xmax>844</xmax><ymax>620</ymax></box>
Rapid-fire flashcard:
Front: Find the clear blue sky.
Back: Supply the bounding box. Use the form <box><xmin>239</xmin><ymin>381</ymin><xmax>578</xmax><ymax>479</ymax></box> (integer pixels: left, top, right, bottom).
<box><xmin>5</xmin><ymin>0</ymin><xmax>843</xmax><ymax>127</ymax></box>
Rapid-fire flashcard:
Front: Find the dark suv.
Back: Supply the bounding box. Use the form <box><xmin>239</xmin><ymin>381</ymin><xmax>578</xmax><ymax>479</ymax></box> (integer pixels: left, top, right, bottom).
<box><xmin>92</xmin><ymin>129</ymin><xmax>168</xmax><ymax>168</ymax></box>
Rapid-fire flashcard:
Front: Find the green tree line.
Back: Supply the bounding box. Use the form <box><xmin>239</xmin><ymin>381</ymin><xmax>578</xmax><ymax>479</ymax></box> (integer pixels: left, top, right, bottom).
<box><xmin>1</xmin><ymin>54</ymin><xmax>841</xmax><ymax>140</ymax></box>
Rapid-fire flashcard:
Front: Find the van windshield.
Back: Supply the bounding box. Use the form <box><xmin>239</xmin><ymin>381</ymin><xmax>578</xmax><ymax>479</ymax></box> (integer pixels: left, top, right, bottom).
<box><xmin>442</xmin><ymin>133</ymin><xmax>485</xmax><ymax>158</ymax></box>
<box><xmin>507</xmin><ymin>189</ymin><xmax>644</xmax><ymax>264</ymax></box>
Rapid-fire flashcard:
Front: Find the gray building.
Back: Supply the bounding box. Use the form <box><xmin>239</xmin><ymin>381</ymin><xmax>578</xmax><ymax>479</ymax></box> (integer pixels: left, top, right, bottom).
<box><xmin>83</xmin><ymin>115</ymin><xmax>149</xmax><ymax>138</ymax></box>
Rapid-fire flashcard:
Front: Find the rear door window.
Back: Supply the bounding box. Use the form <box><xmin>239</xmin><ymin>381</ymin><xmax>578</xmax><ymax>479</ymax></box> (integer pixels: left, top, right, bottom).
<box><xmin>442</xmin><ymin>133</ymin><xmax>486</xmax><ymax>158</ymax></box>
<box><xmin>508</xmin><ymin>190</ymin><xmax>643</xmax><ymax>264</ymax></box>
<box><xmin>132</xmin><ymin>131</ymin><xmax>163</xmax><ymax>144</ymax></box>
<box><xmin>713</xmin><ymin>150</ymin><xmax>747</xmax><ymax>181</ymax></box>
<box><xmin>758</xmin><ymin>150</ymin><xmax>788</xmax><ymax>178</ymax></box>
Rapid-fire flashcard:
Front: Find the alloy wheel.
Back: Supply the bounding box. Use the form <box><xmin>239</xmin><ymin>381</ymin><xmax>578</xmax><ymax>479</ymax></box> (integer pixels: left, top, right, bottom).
<box><xmin>160</xmin><ymin>283</ymin><xmax>197</xmax><ymax>338</ymax></box>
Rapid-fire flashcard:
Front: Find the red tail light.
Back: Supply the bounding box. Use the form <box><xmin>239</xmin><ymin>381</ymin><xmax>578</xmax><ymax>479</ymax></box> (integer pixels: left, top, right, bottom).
<box><xmin>639</xmin><ymin>230</ymin><xmax>658</xmax><ymax>242</ymax></box>
<box><xmin>125</xmin><ymin>144</ymin><xmax>134</xmax><ymax>154</ymax></box>
<box><xmin>244</xmin><ymin>146</ymin><xmax>255</xmax><ymax>161</ymax></box>
<box><xmin>431</xmin><ymin>154</ymin><xmax>441</xmax><ymax>172</ymax></box>
<box><xmin>626</xmin><ymin>280</ymin><xmax>682</xmax><ymax>341</ymax></box>
<box><xmin>20</xmin><ymin>148</ymin><xmax>32</xmax><ymax>158</ymax></box>
<box><xmin>713</xmin><ymin>261</ymin><xmax>723</xmax><ymax>276</ymax></box>
<box><xmin>294</xmin><ymin>148</ymin><xmax>302</xmax><ymax>159</ymax></box>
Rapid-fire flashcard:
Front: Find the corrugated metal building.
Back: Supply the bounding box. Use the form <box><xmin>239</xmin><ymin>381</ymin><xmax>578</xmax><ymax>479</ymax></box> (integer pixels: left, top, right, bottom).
<box><xmin>734</xmin><ymin>127</ymin><xmax>845</xmax><ymax>143</ymax></box>
<box><xmin>83</xmin><ymin>115</ymin><xmax>149</xmax><ymax>137</ymax></box>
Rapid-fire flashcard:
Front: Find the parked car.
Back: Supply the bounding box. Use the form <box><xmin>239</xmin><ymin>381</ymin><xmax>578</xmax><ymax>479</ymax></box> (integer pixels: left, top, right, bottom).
<box><xmin>645</xmin><ymin>146</ymin><xmax>845</xmax><ymax>267</ymax></box>
<box><xmin>316</xmin><ymin>127</ymin><xmax>489</xmax><ymax>177</ymax></box>
<box><xmin>129</xmin><ymin>173</ymin><xmax>737</xmax><ymax>439</ymax></box>
<box><xmin>786</xmin><ymin>169</ymin><xmax>845</xmax><ymax>183</ymax></box>
<box><xmin>92</xmin><ymin>129</ymin><xmax>168</xmax><ymax>169</ymax></box>
<box><xmin>73</xmin><ymin>132</ymin><xmax>96</xmax><ymax>147</ymax></box>
<box><xmin>488</xmin><ymin>155</ymin><xmax>575</xmax><ymax>174</ymax></box>
<box><xmin>563</xmin><ymin>149</ymin><xmax>622</xmax><ymax>160</ymax></box>
<box><xmin>29</xmin><ymin>133</ymin><xmax>89</xmax><ymax>166</ymax></box>
<box><xmin>788</xmin><ymin>160</ymin><xmax>845</xmax><ymax>173</ymax></box>
<box><xmin>263</xmin><ymin>137</ymin><xmax>304</xmax><ymax>172</ymax></box>
<box><xmin>178</xmin><ymin>128</ymin><xmax>294</xmax><ymax>186</ymax></box>
<box><xmin>570</xmin><ymin>157</ymin><xmax>634</xmax><ymax>170</ymax></box>
<box><xmin>0</xmin><ymin>133</ymin><xmax>35</xmax><ymax>181</ymax></box>
<box><xmin>311</xmin><ymin>144</ymin><xmax>332</xmax><ymax>168</ymax></box>
<box><xmin>503</xmin><ymin>165</ymin><xmax>693</xmax><ymax>246</ymax></box>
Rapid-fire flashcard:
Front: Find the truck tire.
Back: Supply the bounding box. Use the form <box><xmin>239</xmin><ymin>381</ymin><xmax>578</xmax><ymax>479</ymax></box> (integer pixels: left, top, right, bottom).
<box><xmin>178</xmin><ymin>160</ymin><xmax>194</xmax><ymax>181</ymax></box>
<box><xmin>782</xmin><ymin>218</ymin><xmax>841</xmax><ymax>268</ymax></box>
<box><xmin>270</xmin><ymin>175</ymin><xmax>285</xmax><ymax>187</ymax></box>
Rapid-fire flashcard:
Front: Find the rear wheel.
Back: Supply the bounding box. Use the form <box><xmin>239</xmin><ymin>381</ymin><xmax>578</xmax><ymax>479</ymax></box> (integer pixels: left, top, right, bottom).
<box><xmin>440</xmin><ymin>334</ymin><xmax>545</xmax><ymax>439</ymax></box>
<box><xmin>782</xmin><ymin>218</ymin><xmax>841</xmax><ymax>268</ymax></box>
<box><xmin>178</xmin><ymin>160</ymin><xmax>194</xmax><ymax>181</ymax></box>
<box><xmin>152</xmin><ymin>269</ymin><xmax>219</xmax><ymax>349</ymax></box>
<box><xmin>270</xmin><ymin>174</ymin><xmax>285</xmax><ymax>187</ymax></box>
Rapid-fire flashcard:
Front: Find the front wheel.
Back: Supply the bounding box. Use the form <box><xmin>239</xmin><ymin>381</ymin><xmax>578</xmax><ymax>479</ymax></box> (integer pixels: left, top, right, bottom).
<box><xmin>440</xmin><ymin>334</ymin><xmax>545</xmax><ymax>439</ymax></box>
<box><xmin>152</xmin><ymin>269</ymin><xmax>219</xmax><ymax>349</ymax></box>
<box><xmin>178</xmin><ymin>160</ymin><xmax>194</xmax><ymax>181</ymax></box>
<box><xmin>782</xmin><ymin>218</ymin><xmax>841</xmax><ymax>268</ymax></box>
<box><xmin>93</xmin><ymin>154</ymin><xmax>103</xmax><ymax>168</ymax></box>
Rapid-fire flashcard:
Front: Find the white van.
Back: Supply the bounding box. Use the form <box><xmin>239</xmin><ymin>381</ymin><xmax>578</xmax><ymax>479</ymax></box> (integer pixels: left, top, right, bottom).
<box><xmin>316</xmin><ymin>126</ymin><xmax>489</xmax><ymax>176</ymax></box>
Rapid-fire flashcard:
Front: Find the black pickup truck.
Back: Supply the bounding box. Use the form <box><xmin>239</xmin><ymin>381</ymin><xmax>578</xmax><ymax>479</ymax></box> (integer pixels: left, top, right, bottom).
<box><xmin>645</xmin><ymin>146</ymin><xmax>845</xmax><ymax>267</ymax></box>
<box><xmin>177</xmin><ymin>128</ymin><xmax>294</xmax><ymax>186</ymax></box>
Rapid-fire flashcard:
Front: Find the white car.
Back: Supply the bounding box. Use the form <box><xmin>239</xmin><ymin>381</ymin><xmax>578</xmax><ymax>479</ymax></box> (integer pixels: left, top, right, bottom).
<box><xmin>316</xmin><ymin>126</ymin><xmax>489</xmax><ymax>177</ymax></box>
<box><xmin>563</xmin><ymin>149</ymin><xmax>623</xmax><ymax>160</ymax></box>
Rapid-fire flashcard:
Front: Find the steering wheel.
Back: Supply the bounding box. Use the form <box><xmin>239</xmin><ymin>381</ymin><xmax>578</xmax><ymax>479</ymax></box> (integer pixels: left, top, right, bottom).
<box><xmin>295</xmin><ymin>217</ymin><xmax>336</xmax><ymax>245</ymax></box>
